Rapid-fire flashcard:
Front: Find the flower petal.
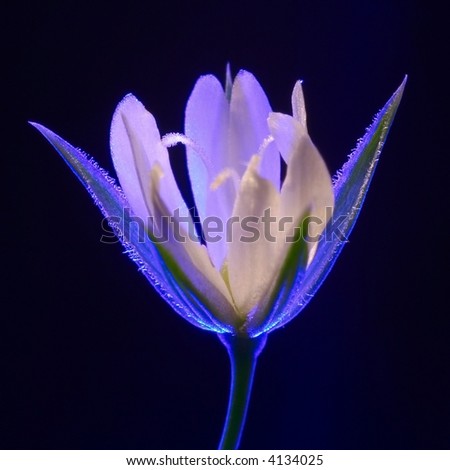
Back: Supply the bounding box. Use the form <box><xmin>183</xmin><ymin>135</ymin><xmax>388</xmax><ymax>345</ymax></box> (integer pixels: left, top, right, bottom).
<box><xmin>269</xmin><ymin>112</ymin><xmax>334</xmax><ymax>263</ymax></box>
<box><xmin>185</xmin><ymin>75</ymin><xmax>229</xmax><ymax>215</ymax></box>
<box><xmin>184</xmin><ymin>75</ymin><xmax>232</xmax><ymax>268</ymax></box>
<box><xmin>230</xmin><ymin>70</ymin><xmax>280</xmax><ymax>191</ymax></box>
<box><xmin>227</xmin><ymin>155</ymin><xmax>280</xmax><ymax>318</ymax></box>
<box><xmin>241</xmin><ymin>112</ymin><xmax>334</xmax><ymax>334</ymax></box>
<box><xmin>111</xmin><ymin>94</ymin><xmax>193</xmax><ymax>236</ymax></box>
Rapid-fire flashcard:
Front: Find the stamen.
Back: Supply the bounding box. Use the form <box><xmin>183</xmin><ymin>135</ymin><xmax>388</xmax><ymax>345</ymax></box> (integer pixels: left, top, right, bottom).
<box><xmin>161</xmin><ymin>132</ymin><xmax>192</xmax><ymax>148</ymax></box>
<box><xmin>161</xmin><ymin>132</ymin><xmax>207</xmax><ymax>245</ymax></box>
<box><xmin>161</xmin><ymin>132</ymin><xmax>209</xmax><ymax>165</ymax></box>
<box><xmin>257</xmin><ymin>134</ymin><xmax>275</xmax><ymax>156</ymax></box>
<box><xmin>210</xmin><ymin>167</ymin><xmax>240</xmax><ymax>191</ymax></box>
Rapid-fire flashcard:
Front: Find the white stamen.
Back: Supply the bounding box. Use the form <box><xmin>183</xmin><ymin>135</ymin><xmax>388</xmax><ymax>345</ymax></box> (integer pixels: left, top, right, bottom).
<box><xmin>161</xmin><ymin>132</ymin><xmax>192</xmax><ymax>148</ymax></box>
<box><xmin>161</xmin><ymin>132</ymin><xmax>209</xmax><ymax>165</ymax></box>
<box><xmin>257</xmin><ymin>134</ymin><xmax>275</xmax><ymax>156</ymax></box>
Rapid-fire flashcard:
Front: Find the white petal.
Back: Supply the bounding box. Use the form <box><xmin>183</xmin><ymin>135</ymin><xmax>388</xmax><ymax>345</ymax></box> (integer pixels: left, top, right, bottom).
<box><xmin>110</xmin><ymin>94</ymin><xmax>156</xmax><ymax>221</ymax></box>
<box><xmin>291</xmin><ymin>80</ymin><xmax>307</xmax><ymax>129</ymax></box>
<box><xmin>150</xmin><ymin>163</ymin><xmax>237</xmax><ymax>326</ymax></box>
<box><xmin>184</xmin><ymin>75</ymin><xmax>232</xmax><ymax>268</ymax></box>
<box><xmin>185</xmin><ymin>75</ymin><xmax>229</xmax><ymax>216</ymax></box>
<box><xmin>227</xmin><ymin>155</ymin><xmax>280</xmax><ymax>317</ymax></box>
<box><xmin>111</xmin><ymin>94</ymin><xmax>192</xmax><ymax>234</ymax></box>
<box><xmin>230</xmin><ymin>70</ymin><xmax>280</xmax><ymax>191</ymax></box>
<box><xmin>268</xmin><ymin>112</ymin><xmax>334</xmax><ymax>262</ymax></box>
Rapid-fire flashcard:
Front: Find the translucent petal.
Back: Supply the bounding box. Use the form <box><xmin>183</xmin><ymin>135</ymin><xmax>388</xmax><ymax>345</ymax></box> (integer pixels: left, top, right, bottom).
<box><xmin>30</xmin><ymin>123</ymin><xmax>231</xmax><ymax>333</ymax></box>
<box><xmin>269</xmin><ymin>112</ymin><xmax>334</xmax><ymax>265</ymax></box>
<box><xmin>227</xmin><ymin>155</ymin><xmax>280</xmax><ymax>318</ymax></box>
<box><xmin>251</xmin><ymin>77</ymin><xmax>407</xmax><ymax>336</ymax></box>
<box><xmin>184</xmin><ymin>75</ymin><xmax>232</xmax><ymax>268</ymax></box>
<box><xmin>111</xmin><ymin>94</ymin><xmax>193</xmax><ymax>236</ymax></box>
<box><xmin>110</xmin><ymin>94</ymin><xmax>155</xmax><ymax>222</ymax></box>
<box><xmin>230</xmin><ymin>70</ymin><xmax>280</xmax><ymax>191</ymax></box>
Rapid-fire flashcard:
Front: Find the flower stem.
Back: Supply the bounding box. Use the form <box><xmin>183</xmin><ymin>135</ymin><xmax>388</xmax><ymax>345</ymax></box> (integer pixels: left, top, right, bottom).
<box><xmin>218</xmin><ymin>333</ymin><xmax>267</xmax><ymax>450</ymax></box>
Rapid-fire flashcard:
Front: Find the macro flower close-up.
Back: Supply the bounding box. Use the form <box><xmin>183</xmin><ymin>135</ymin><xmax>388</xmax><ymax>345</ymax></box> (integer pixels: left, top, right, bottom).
<box><xmin>31</xmin><ymin>68</ymin><xmax>405</xmax><ymax>449</ymax></box>
<box><xmin>107</xmin><ymin>69</ymin><xmax>335</xmax><ymax>337</ymax></box>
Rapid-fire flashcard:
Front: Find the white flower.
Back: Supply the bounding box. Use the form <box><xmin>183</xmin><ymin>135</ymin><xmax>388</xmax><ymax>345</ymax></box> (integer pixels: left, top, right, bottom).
<box><xmin>31</xmin><ymin>70</ymin><xmax>405</xmax><ymax>338</ymax></box>
<box><xmin>110</xmin><ymin>70</ymin><xmax>334</xmax><ymax>333</ymax></box>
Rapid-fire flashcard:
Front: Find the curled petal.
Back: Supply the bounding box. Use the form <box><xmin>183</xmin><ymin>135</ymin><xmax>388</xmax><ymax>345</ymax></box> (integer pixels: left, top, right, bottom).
<box><xmin>111</xmin><ymin>94</ymin><xmax>194</xmax><ymax>237</ymax></box>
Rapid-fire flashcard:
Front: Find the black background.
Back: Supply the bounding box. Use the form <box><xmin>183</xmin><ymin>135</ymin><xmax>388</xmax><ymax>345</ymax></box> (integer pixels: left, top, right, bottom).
<box><xmin>3</xmin><ymin>0</ymin><xmax>449</xmax><ymax>449</ymax></box>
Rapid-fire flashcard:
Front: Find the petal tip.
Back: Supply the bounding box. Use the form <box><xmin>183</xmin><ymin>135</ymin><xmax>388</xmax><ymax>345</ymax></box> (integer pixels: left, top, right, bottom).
<box><xmin>234</xmin><ymin>69</ymin><xmax>257</xmax><ymax>83</ymax></box>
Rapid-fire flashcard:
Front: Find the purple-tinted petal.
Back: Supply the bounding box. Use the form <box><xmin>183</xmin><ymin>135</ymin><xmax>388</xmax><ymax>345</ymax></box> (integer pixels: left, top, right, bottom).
<box><xmin>184</xmin><ymin>74</ymin><xmax>229</xmax><ymax>214</ymax></box>
<box><xmin>230</xmin><ymin>70</ymin><xmax>280</xmax><ymax>191</ymax></box>
<box><xmin>184</xmin><ymin>75</ymin><xmax>231</xmax><ymax>268</ymax></box>
<box><xmin>111</xmin><ymin>94</ymin><xmax>193</xmax><ymax>235</ymax></box>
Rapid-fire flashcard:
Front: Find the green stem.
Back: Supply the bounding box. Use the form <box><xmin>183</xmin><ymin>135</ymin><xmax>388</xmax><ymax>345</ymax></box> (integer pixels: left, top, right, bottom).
<box><xmin>218</xmin><ymin>333</ymin><xmax>267</xmax><ymax>450</ymax></box>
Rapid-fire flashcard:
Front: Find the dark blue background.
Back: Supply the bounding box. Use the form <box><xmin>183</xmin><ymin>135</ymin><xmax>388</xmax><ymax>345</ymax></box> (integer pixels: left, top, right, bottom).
<box><xmin>4</xmin><ymin>0</ymin><xmax>448</xmax><ymax>449</ymax></box>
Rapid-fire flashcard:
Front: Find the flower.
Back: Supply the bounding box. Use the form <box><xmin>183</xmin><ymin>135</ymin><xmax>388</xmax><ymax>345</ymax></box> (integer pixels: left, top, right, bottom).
<box><xmin>31</xmin><ymin>70</ymin><xmax>405</xmax><ymax>340</ymax></box>
<box><xmin>31</xmin><ymin>70</ymin><xmax>405</xmax><ymax>449</ymax></box>
<box><xmin>109</xmin><ymin>70</ymin><xmax>334</xmax><ymax>337</ymax></box>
